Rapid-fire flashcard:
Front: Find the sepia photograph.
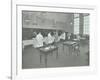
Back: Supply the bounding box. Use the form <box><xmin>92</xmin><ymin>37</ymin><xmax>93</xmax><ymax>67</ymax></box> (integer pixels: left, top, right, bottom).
<box><xmin>22</xmin><ymin>11</ymin><xmax>90</xmax><ymax>69</ymax></box>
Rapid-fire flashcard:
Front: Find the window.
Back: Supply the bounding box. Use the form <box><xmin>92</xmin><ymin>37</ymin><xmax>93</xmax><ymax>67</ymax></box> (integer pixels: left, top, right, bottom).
<box><xmin>74</xmin><ymin>14</ymin><xmax>80</xmax><ymax>34</ymax></box>
<box><xmin>83</xmin><ymin>15</ymin><xmax>89</xmax><ymax>34</ymax></box>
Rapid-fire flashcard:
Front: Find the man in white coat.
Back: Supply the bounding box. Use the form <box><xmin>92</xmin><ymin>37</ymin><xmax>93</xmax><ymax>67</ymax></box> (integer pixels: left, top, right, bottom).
<box><xmin>47</xmin><ymin>32</ymin><xmax>55</xmax><ymax>44</ymax></box>
<box><xmin>35</xmin><ymin>32</ymin><xmax>44</xmax><ymax>48</ymax></box>
<box><xmin>60</xmin><ymin>32</ymin><xmax>66</xmax><ymax>40</ymax></box>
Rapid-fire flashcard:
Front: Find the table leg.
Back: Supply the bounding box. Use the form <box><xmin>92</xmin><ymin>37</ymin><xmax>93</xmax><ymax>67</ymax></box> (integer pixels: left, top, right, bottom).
<box><xmin>76</xmin><ymin>47</ymin><xmax>80</xmax><ymax>56</ymax></box>
<box><xmin>68</xmin><ymin>46</ymin><xmax>72</xmax><ymax>56</ymax></box>
<box><xmin>63</xmin><ymin>45</ymin><xmax>64</xmax><ymax>52</ymax></box>
<box><xmin>40</xmin><ymin>54</ymin><xmax>42</xmax><ymax>64</ymax></box>
<box><xmin>50</xmin><ymin>51</ymin><xmax>53</xmax><ymax>56</ymax></box>
<box><xmin>66</xmin><ymin>46</ymin><xmax>70</xmax><ymax>56</ymax></box>
<box><xmin>45</xmin><ymin>54</ymin><xmax>47</xmax><ymax>67</ymax></box>
<box><xmin>56</xmin><ymin>49</ymin><xmax>58</xmax><ymax>59</ymax></box>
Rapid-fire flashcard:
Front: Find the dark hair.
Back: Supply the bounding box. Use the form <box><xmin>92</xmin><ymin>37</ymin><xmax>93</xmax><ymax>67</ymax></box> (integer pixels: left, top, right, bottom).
<box><xmin>58</xmin><ymin>31</ymin><xmax>62</xmax><ymax>36</ymax></box>
<box><xmin>51</xmin><ymin>31</ymin><xmax>54</xmax><ymax>36</ymax></box>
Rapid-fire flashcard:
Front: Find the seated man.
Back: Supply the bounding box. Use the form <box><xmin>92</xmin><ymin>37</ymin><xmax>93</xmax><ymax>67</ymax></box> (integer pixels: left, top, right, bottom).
<box><xmin>76</xmin><ymin>34</ymin><xmax>81</xmax><ymax>40</ymax></box>
<box><xmin>54</xmin><ymin>31</ymin><xmax>60</xmax><ymax>43</ymax></box>
<box><xmin>59</xmin><ymin>32</ymin><xmax>66</xmax><ymax>41</ymax></box>
<box><xmin>32</xmin><ymin>37</ymin><xmax>37</xmax><ymax>48</ymax></box>
<box><xmin>47</xmin><ymin>32</ymin><xmax>55</xmax><ymax>44</ymax></box>
<box><xmin>67</xmin><ymin>33</ymin><xmax>71</xmax><ymax>40</ymax></box>
<box><xmin>34</xmin><ymin>32</ymin><xmax>44</xmax><ymax>48</ymax></box>
<box><xmin>43</xmin><ymin>35</ymin><xmax>48</xmax><ymax>45</ymax></box>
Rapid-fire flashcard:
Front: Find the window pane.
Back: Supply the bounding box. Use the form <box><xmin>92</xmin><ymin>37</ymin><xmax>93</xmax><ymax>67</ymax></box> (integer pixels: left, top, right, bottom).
<box><xmin>84</xmin><ymin>16</ymin><xmax>89</xmax><ymax>34</ymax></box>
<box><xmin>74</xmin><ymin>13</ymin><xmax>79</xmax><ymax>18</ymax></box>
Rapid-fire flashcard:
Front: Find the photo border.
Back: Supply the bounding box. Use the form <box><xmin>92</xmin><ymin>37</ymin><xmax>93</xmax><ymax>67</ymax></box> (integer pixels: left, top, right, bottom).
<box><xmin>11</xmin><ymin>2</ymin><xmax>97</xmax><ymax>80</ymax></box>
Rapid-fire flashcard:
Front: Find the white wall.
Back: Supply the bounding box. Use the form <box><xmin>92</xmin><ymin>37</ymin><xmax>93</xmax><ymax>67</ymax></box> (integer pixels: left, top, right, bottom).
<box><xmin>0</xmin><ymin>0</ymin><xmax>99</xmax><ymax>80</ymax></box>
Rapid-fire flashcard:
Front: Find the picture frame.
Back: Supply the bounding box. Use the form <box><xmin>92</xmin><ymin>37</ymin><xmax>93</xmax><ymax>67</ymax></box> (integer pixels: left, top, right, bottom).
<box><xmin>11</xmin><ymin>0</ymin><xmax>97</xmax><ymax>80</ymax></box>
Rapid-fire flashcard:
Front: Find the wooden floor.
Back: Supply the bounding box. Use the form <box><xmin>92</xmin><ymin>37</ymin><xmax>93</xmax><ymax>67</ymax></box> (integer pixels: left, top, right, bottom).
<box><xmin>22</xmin><ymin>42</ymin><xmax>89</xmax><ymax>69</ymax></box>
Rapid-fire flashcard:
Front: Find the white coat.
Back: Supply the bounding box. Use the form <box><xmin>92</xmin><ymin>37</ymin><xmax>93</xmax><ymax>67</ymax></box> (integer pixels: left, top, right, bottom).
<box><xmin>35</xmin><ymin>33</ymin><xmax>44</xmax><ymax>48</ymax></box>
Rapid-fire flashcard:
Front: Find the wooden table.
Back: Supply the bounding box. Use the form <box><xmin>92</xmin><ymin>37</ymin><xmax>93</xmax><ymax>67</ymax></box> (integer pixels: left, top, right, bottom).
<box><xmin>39</xmin><ymin>45</ymin><xmax>58</xmax><ymax>67</ymax></box>
<box><xmin>63</xmin><ymin>41</ymin><xmax>77</xmax><ymax>55</ymax></box>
